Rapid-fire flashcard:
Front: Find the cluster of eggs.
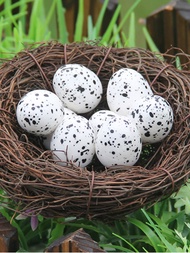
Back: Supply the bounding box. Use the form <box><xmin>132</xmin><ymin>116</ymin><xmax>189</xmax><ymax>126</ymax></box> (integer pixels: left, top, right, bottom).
<box><xmin>16</xmin><ymin>64</ymin><xmax>174</xmax><ymax>168</ymax></box>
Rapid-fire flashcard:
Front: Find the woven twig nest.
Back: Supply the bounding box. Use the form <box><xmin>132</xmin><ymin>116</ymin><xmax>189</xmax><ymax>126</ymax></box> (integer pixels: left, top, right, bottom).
<box><xmin>0</xmin><ymin>42</ymin><xmax>190</xmax><ymax>221</ymax></box>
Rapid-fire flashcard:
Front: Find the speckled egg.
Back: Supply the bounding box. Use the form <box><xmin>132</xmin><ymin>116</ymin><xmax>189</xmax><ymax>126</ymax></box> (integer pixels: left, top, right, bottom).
<box><xmin>95</xmin><ymin>116</ymin><xmax>142</xmax><ymax>167</ymax></box>
<box><xmin>16</xmin><ymin>89</ymin><xmax>64</xmax><ymax>136</ymax></box>
<box><xmin>41</xmin><ymin>132</ymin><xmax>53</xmax><ymax>150</ymax></box>
<box><xmin>89</xmin><ymin>110</ymin><xmax>116</xmax><ymax>136</ymax></box>
<box><xmin>42</xmin><ymin>108</ymin><xmax>77</xmax><ymax>149</ymax></box>
<box><xmin>130</xmin><ymin>95</ymin><xmax>174</xmax><ymax>143</ymax></box>
<box><xmin>53</xmin><ymin>64</ymin><xmax>103</xmax><ymax>114</ymax></box>
<box><xmin>107</xmin><ymin>68</ymin><xmax>153</xmax><ymax>116</ymax></box>
<box><xmin>50</xmin><ymin>115</ymin><xmax>95</xmax><ymax>168</ymax></box>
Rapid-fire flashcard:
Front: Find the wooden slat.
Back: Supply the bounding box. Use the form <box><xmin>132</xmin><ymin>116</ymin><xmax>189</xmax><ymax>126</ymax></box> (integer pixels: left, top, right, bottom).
<box><xmin>146</xmin><ymin>0</ymin><xmax>190</xmax><ymax>58</ymax></box>
<box><xmin>45</xmin><ymin>228</ymin><xmax>106</xmax><ymax>252</ymax></box>
<box><xmin>0</xmin><ymin>214</ymin><xmax>19</xmax><ymax>252</ymax></box>
<box><xmin>163</xmin><ymin>6</ymin><xmax>175</xmax><ymax>53</ymax></box>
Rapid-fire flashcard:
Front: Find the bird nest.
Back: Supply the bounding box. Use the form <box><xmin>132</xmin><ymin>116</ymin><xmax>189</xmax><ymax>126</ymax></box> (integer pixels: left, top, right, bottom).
<box><xmin>0</xmin><ymin>42</ymin><xmax>190</xmax><ymax>221</ymax></box>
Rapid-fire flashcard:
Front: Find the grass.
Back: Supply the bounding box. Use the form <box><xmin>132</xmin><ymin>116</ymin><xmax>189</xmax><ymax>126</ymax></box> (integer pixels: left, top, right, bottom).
<box><xmin>0</xmin><ymin>0</ymin><xmax>157</xmax><ymax>58</ymax></box>
<box><xmin>0</xmin><ymin>0</ymin><xmax>190</xmax><ymax>252</ymax></box>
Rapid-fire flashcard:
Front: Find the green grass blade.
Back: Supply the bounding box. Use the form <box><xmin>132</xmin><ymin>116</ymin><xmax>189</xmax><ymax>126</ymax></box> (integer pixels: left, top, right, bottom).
<box><xmin>112</xmin><ymin>25</ymin><xmax>122</xmax><ymax>47</ymax></box>
<box><xmin>0</xmin><ymin>0</ymin><xmax>32</xmax><ymax>16</ymax></box>
<box><xmin>18</xmin><ymin>0</ymin><xmax>28</xmax><ymax>31</ymax></box>
<box><xmin>112</xmin><ymin>232</ymin><xmax>139</xmax><ymax>252</ymax></box>
<box><xmin>100</xmin><ymin>243</ymin><xmax>134</xmax><ymax>252</ymax></box>
<box><xmin>128</xmin><ymin>12</ymin><xmax>136</xmax><ymax>47</ymax></box>
<box><xmin>101</xmin><ymin>4</ymin><xmax>121</xmax><ymax>44</ymax></box>
<box><xmin>128</xmin><ymin>217</ymin><xmax>164</xmax><ymax>252</ymax></box>
<box><xmin>3</xmin><ymin>0</ymin><xmax>14</xmax><ymax>36</ymax></box>
<box><xmin>3</xmin><ymin>0</ymin><xmax>28</xmax><ymax>31</ymax></box>
<box><xmin>87</xmin><ymin>15</ymin><xmax>96</xmax><ymax>40</ymax></box>
<box><xmin>121</xmin><ymin>31</ymin><xmax>129</xmax><ymax>47</ymax></box>
<box><xmin>28</xmin><ymin>0</ymin><xmax>44</xmax><ymax>40</ymax></box>
<box><xmin>142</xmin><ymin>26</ymin><xmax>160</xmax><ymax>52</ymax></box>
<box><xmin>175</xmin><ymin>56</ymin><xmax>182</xmax><ymax>70</ymax></box>
<box><xmin>94</xmin><ymin>0</ymin><xmax>109</xmax><ymax>37</ymax></box>
<box><xmin>13</xmin><ymin>21</ymin><xmax>24</xmax><ymax>53</ymax></box>
<box><xmin>109</xmin><ymin>0</ymin><xmax>141</xmax><ymax>45</ymax></box>
<box><xmin>74</xmin><ymin>0</ymin><xmax>84</xmax><ymax>42</ymax></box>
<box><xmin>43</xmin><ymin>0</ymin><xmax>57</xmax><ymax>28</ymax></box>
<box><xmin>141</xmin><ymin>209</ymin><xmax>178</xmax><ymax>252</ymax></box>
<box><xmin>56</xmin><ymin>0</ymin><xmax>68</xmax><ymax>43</ymax></box>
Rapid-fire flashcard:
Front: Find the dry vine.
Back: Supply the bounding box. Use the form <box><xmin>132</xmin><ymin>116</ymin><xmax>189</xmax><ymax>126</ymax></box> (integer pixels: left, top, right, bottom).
<box><xmin>0</xmin><ymin>42</ymin><xmax>190</xmax><ymax>221</ymax></box>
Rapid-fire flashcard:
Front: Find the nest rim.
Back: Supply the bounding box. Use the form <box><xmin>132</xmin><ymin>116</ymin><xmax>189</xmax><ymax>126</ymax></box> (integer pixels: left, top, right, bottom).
<box><xmin>0</xmin><ymin>41</ymin><xmax>190</xmax><ymax>221</ymax></box>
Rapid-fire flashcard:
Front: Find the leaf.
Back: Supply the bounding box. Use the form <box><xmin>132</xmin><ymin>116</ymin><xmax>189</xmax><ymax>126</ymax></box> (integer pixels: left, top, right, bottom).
<box><xmin>112</xmin><ymin>232</ymin><xmax>139</xmax><ymax>252</ymax></box>
<box><xmin>31</xmin><ymin>215</ymin><xmax>38</xmax><ymax>231</ymax></box>
<box><xmin>142</xmin><ymin>209</ymin><xmax>178</xmax><ymax>252</ymax></box>
<box><xmin>48</xmin><ymin>218</ymin><xmax>65</xmax><ymax>245</ymax></box>
<box><xmin>128</xmin><ymin>217</ymin><xmax>164</xmax><ymax>252</ymax></box>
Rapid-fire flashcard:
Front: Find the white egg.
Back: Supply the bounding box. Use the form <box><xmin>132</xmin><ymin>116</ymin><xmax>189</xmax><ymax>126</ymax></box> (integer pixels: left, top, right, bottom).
<box><xmin>95</xmin><ymin>116</ymin><xmax>142</xmax><ymax>167</ymax></box>
<box><xmin>53</xmin><ymin>64</ymin><xmax>103</xmax><ymax>114</ymax></box>
<box><xmin>50</xmin><ymin>115</ymin><xmax>95</xmax><ymax>168</ymax></box>
<box><xmin>107</xmin><ymin>68</ymin><xmax>153</xmax><ymax>116</ymax></box>
<box><xmin>41</xmin><ymin>132</ymin><xmax>53</xmax><ymax>149</ymax></box>
<box><xmin>89</xmin><ymin>110</ymin><xmax>116</xmax><ymax>136</ymax></box>
<box><xmin>130</xmin><ymin>95</ymin><xmax>174</xmax><ymax>143</ymax></box>
<box><xmin>16</xmin><ymin>89</ymin><xmax>64</xmax><ymax>136</ymax></box>
<box><xmin>42</xmin><ymin>108</ymin><xmax>77</xmax><ymax>149</ymax></box>
<box><xmin>64</xmin><ymin>107</ymin><xmax>77</xmax><ymax>117</ymax></box>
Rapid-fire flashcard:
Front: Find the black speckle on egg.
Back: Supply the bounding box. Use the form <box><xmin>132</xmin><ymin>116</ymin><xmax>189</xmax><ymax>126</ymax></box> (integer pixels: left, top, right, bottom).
<box><xmin>149</xmin><ymin>112</ymin><xmax>154</xmax><ymax>117</ymax></box>
<box><xmin>134</xmin><ymin>147</ymin><xmax>139</xmax><ymax>152</ymax></box>
<box><xmin>145</xmin><ymin>131</ymin><xmax>150</xmax><ymax>137</ymax></box>
<box><xmin>139</xmin><ymin>115</ymin><xmax>143</xmax><ymax>123</ymax></box>
<box><xmin>108</xmin><ymin>141</ymin><xmax>112</xmax><ymax>146</ymax></box>
<box><xmin>121</xmin><ymin>93</ymin><xmax>128</xmax><ymax>97</ymax></box>
<box><xmin>77</xmin><ymin>85</ymin><xmax>85</xmax><ymax>93</ymax></box>
<box><xmin>24</xmin><ymin>118</ymin><xmax>31</xmax><ymax>125</ymax></box>
<box><xmin>131</xmin><ymin>111</ymin><xmax>135</xmax><ymax>118</ymax></box>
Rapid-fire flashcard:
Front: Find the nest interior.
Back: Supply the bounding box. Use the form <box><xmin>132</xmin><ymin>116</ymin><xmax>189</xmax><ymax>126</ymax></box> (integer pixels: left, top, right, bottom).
<box><xmin>0</xmin><ymin>42</ymin><xmax>190</xmax><ymax>221</ymax></box>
